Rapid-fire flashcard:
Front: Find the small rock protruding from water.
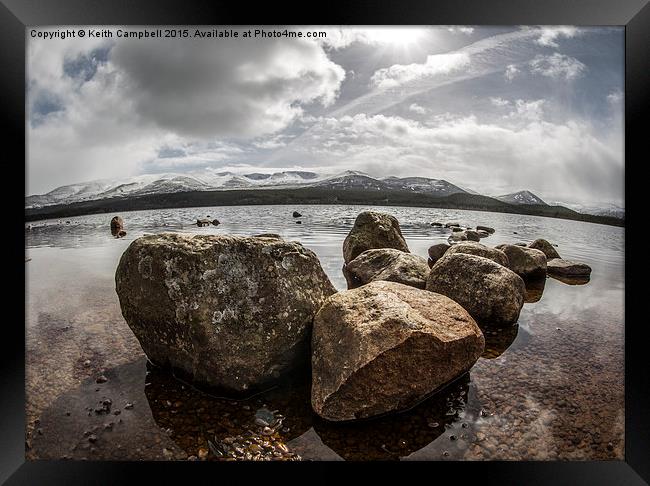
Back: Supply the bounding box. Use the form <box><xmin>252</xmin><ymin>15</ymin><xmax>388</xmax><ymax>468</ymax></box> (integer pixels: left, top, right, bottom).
<box><xmin>212</xmin><ymin>219</ymin><xmax>221</xmax><ymax>226</ymax></box>
<box><xmin>196</xmin><ymin>219</ymin><xmax>211</xmax><ymax>227</ymax></box>
<box><xmin>528</xmin><ymin>238</ymin><xmax>560</xmax><ymax>260</ymax></box>
<box><xmin>476</xmin><ymin>225</ymin><xmax>495</xmax><ymax>234</ymax></box>
<box><xmin>292</xmin><ymin>211</ymin><xmax>302</xmax><ymax>218</ymax></box>
<box><xmin>110</xmin><ymin>216</ymin><xmax>124</xmax><ymax>237</ymax></box>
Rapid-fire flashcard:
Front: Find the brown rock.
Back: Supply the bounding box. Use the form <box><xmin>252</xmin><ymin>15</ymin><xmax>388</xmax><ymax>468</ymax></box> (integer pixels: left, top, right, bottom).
<box><xmin>311</xmin><ymin>281</ymin><xmax>484</xmax><ymax>421</ymax></box>
<box><xmin>342</xmin><ymin>211</ymin><xmax>409</xmax><ymax>263</ymax></box>
<box><xmin>529</xmin><ymin>239</ymin><xmax>561</xmax><ymax>260</ymax></box>
<box><xmin>344</xmin><ymin>249</ymin><xmax>430</xmax><ymax>290</ymax></box>
<box><xmin>427</xmin><ymin>243</ymin><xmax>450</xmax><ymax>267</ymax></box>
<box><xmin>547</xmin><ymin>258</ymin><xmax>592</xmax><ymax>278</ymax></box>
<box><xmin>495</xmin><ymin>244</ymin><xmax>547</xmax><ymax>278</ymax></box>
<box><xmin>426</xmin><ymin>253</ymin><xmax>526</xmax><ymax>326</ymax></box>
<box><xmin>115</xmin><ymin>233</ymin><xmax>336</xmax><ymax>392</ymax></box>
<box><xmin>445</xmin><ymin>242</ymin><xmax>509</xmax><ymax>267</ymax></box>
<box><xmin>476</xmin><ymin>225</ymin><xmax>495</xmax><ymax>234</ymax></box>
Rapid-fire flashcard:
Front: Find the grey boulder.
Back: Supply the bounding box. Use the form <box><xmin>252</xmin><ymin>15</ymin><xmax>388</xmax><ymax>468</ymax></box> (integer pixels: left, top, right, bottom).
<box><xmin>344</xmin><ymin>248</ymin><xmax>430</xmax><ymax>290</ymax></box>
<box><xmin>115</xmin><ymin>233</ymin><xmax>336</xmax><ymax>393</ymax></box>
<box><xmin>528</xmin><ymin>239</ymin><xmax>561</xmax><ymax>260</ymax></box>
<box><xmin>343</xmin><ymin>211</ymin><xmax>410</xmax><ymax>264</ymax></box>
<box><xmin>445</xmin><ymin>242</ymin><xmax>509</xmax><ymax>267</ymax></box>
<box><xmin>495</xmin><ymin>244</ymin><xmax>547</xmax><ymax>278</ymax></box>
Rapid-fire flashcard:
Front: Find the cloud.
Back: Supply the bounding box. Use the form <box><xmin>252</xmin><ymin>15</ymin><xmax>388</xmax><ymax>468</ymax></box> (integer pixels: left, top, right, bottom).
<box><xmin>370</xmin><ymin>52</ymin><xmax>471</xmax><ymax>89</ymax></box>
<box><xmin>504</xmin><ymin>64</ymin><xmax>521</xmax><ymax>81</ymax></box>
<box><xmin>535</xmin><ymin>26</ymin><xmax>580</xmax><ymax>47</ymax></box>
<box><xmin>317</xmin><ymin>27</ymin><xmax>428</xmax><ymax>49</ymax></box>
<box><xmin>490</xmin><ymin>97</ymin><xmax>510</xmax><ymax>107</ymax></box>
<box><xmin>448</xmin><ymin>27</ymin><xmax>474</xmax><ymax>35</ymax></box>
<box><xmin>280</xmin><ymin>111</ymin><xmax>623</xmax><ymax>204</ymax></box>
<box><xmin>529</xmin><ymin>53</ymin><xmax>586</xmax><ymax>80</ymax></box>
<box><xmin>109</xmin><ymin>36</ymin><xmax>346</xmax><ymax>139</ymax></box>
<box><xmin>408</xmin><ymin>103</ymin><xmax>427</xmax><ymax>114</ymax></box>
<box><xmin>607</xmin><ymin>89</ymin><xmax>623</xmax><ymax>105</ymax></box>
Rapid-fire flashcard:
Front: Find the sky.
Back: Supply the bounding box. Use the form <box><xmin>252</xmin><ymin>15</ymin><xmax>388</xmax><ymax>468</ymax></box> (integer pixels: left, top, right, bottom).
<box><xmin>27</xmin><ymin>26</ymin><xmax>624</xmax><ymax>205</ymax></box>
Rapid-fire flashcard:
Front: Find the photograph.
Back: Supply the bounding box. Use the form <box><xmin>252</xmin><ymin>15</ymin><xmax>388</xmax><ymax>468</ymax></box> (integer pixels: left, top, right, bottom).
<box><xmin>23</xmin><ymin>25</ymin><xmax>626</xmax><ymax>462</ymax></box>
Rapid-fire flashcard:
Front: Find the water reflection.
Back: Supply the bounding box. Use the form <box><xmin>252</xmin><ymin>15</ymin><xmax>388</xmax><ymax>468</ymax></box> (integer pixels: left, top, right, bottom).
<box><xmin>523</xmin><ymin>276</ymin><xmax>547</xmax><ymax>303</ymax></box>
<box><xmin>550</xmin><ymin>275</ymin><xmax>591</xmax><ymax>286</ymax></box>
<box><xmin>480</xmin><ymin>324</ymin><xmax>519</xmax><ymax>359</ymax></box>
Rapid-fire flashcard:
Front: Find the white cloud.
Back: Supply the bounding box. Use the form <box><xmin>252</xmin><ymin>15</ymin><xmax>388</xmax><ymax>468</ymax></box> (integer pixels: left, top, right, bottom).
<box><xmin>408</xmin><ymin>103</ymin><xmax>427</xmax><ymax>114</ymax></box>
<box><xmin>490</xmin><ymin>97</ymin><xmax>511</xmax><ymax>107</ymax></box>
<box><xmin>317</xmin><ymin>27</ymin><xmax>428</xmax><ymax>49</ymax></box>
<box><xmin>529</xmin><ymin>53</ymin><xmax>586</xmax><ymax>80</ymax></box>
<box><xmin>535</xmin><ymin>26</ymin><xmax>580</xmax><ymax>48</ymax></box>
<box><xmin>370</xmin><ymin>52</ymin><xmax>471</xmax><ymax>89</ymax></box>
<box><xmin>607</xmin><ymin>89</ymin><xmax>623</xmax><ymax>105</ymax></box>
<box><xmin>504</xmin><ymin>64</ymin><xmax>521</xmax><ymax>81</ymax></box>
<box><xmin>448</xmin><ymin>27</ymin><xmax>474</xmax><ymax>35</ymax></box>
<box><xmin>283</xmin><ymin>111</ymin><xmax>623</xmax><ymax>203</ymax></box>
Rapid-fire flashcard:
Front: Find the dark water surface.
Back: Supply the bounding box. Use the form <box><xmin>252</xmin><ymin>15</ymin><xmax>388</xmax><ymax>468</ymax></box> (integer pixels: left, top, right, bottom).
<box><xmin>25</xmin><ymin>204</ymin><xmax>624</xmax><ymax>461</ymax></box>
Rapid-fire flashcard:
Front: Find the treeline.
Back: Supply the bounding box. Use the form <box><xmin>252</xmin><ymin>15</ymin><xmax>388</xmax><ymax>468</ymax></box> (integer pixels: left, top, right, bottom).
<box><xmin>24</xmin><ymin>187</ymin><xmax>624</xmax><ymax>227</ymax></box>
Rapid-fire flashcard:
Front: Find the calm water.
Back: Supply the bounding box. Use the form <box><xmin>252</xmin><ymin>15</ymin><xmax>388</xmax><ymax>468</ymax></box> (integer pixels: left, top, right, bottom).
<box><xmin>25</xmin><ymin>204</ymin><xmax>625</xmax><ymax>461</ymax></box>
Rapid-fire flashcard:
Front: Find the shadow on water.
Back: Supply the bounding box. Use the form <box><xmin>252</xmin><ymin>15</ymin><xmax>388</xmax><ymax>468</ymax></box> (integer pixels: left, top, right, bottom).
<box><xmin>480</xmin><ymin>324</ymin><xmax>519</xmax><ymax>360</ymax></box>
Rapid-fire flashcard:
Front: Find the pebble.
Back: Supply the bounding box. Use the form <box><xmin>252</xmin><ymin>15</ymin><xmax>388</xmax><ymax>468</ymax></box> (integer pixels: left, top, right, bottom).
<box><xmin>124</xmin><ymin>402</ymin><xmax>134</xmax><ymax>410</ymax></box>
<box><xmin>96</xmin><ymin>375</ymin><xmax>108</xmax><ymax>384</ymax></box>
<box><xmin>198</xmin><ymin>448</ymin><xmax>209</xmax><ymax>460</ymax></box>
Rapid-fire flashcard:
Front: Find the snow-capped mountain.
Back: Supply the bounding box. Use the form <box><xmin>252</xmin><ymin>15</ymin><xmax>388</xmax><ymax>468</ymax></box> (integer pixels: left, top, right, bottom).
<box><xmin>25</xmin><ymin>170</ymin><xmax>469</xmax><ymax>208</ymax></box>
<box><xmin>496</xmin><ymin>190</ymin><xmax>548</xmax><ymax>206</ymax></box>
<box><xmin>548</xmin><ymin>201</ymin><xmax>625</xmax><ymax>219</ymax></box>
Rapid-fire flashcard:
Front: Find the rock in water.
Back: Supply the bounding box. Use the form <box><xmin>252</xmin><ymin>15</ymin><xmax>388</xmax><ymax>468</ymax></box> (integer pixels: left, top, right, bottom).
<box><xmin>344</xmin><ymin>249</ymin><xmax>430</xmax><ymax>290</ymax></box>
<box><xmin>427</xmin><ymin>243</ymin><xmax>450</xmax><ymax>268</ymax></box>
<box><xmin>476</xmin><ymin>225</ymin><xmax>495</xmax><ymax>234</ymax></box>
<box><xmin>495</xmin><ymin>244</ymin><xmax>547</xmax><ymax>278</ymax></box>
<box><xmin>212</xmin><ymin>219</ymin><xmax>221</xmax><ymax>226</ymax></box>
<box><xmin>464</xmin><ymin>230</ymin><xmax>481</xmax><ymax>242</ymax></box>
<box><xmin>547</xmin><ymin>258</ymin><xmax>592</xmax><ymax>278</ymax></box>
<box><xmin>311</xmin><ymin>281</ymin><xmax>484</xmax><ymax>421</ymax></box>
<box><xmin>342</xmin><ymin>211</ymin><xmax>409</xmax><ymax>264</ymax></box>
<box><xmin>528</xmin><ymin>239</ymin><xmax>560</xmax><ymax>260</ymax></box>
<box><xmin>110</xmin><ymin>216</ymin><xmax>124</xmax><ymax>236</ymax></box>
<box><xmin>426</xmin><ymin>253</ymin><xmax>526</xmax><ymax>326</ymax></box>
<box><xmin>292</xmin><ymin>211</ymin><xmax>302</xmax><ymax>218</ymax></box>
<box><xmin>196</xmin><ymin>219</ymin><xmax>211</xmax><ymax>227</ymax></box>
<box><xmin>445</xmin><ymin>242</ymin><xmax>509</xmax><ymax>267</ymax></box>
<box><xmin>115</xmin><ymin>233</ymin><xmax>336</xmax><ymax>393</ymax></box>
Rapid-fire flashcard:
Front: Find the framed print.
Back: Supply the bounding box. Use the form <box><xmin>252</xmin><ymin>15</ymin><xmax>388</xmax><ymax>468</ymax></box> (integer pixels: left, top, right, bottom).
<box><xmin>2</xmin><ymin>0</ymin><xmax>648</xmax><ymax>483</ymax></box>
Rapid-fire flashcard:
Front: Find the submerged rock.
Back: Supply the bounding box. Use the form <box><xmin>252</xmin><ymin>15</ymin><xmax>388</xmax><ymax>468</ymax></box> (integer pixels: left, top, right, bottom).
<box><xmin>115</xmin><ymin>233</ymin><xmax>336</xmax><ymax>393</ymax></box>
<box><xmin>476</xmin><ymin>225</ymin><xmax>495</xmax><ymax>234</ymax></box>
<box><xmin>547</xmin><ymin>258</ymin><xmax>592</xmax><ymax>278</ymax></box>
<box><xmin>445</xmin><ymin>242</ymin><xmax>509</xmax><ymax>267</ymax></box>
<box><xmin>529</xmin><ymin>239</ymin><xmax>560</xmax><ymax>260</ymax></box>
<box><xmin>311</xmin><ymin>281</ymin><xmax>484</xmax><ymax>421</ymax></box>
<box><xmin>344</xmin><ymin>248</ymin><xmax>430</xmax><ymax>290</ymax></box>
<box><xmin>427</xmin><ymin>243</ymin><xmax>450</xmax><ymax>268</ymax></box>
<box><xmin>342</xmin><ymin>211</ymin><xmax>409</xmax><ymax>264</ymax></box>
<box><xmin>426</xmin><ymin>253</ymin><xmax>526</xmax><ymax>326</ymax></box>
<box><xmin>495</xmin><ymin>244</ymin><xmax>547</xmax><ymax>278</ymax></box>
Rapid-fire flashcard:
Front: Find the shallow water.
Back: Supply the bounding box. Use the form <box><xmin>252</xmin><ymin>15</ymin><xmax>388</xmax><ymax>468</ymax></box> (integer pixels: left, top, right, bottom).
<box><xmin>25</xmin><ymin>204</ymin><xmax>625</xmax><ymax>461</ymax></box>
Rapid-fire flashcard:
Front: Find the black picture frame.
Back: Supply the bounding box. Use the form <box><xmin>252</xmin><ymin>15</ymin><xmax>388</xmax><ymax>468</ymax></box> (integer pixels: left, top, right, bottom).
<box><xmin>2</xmin><ymin>0</ymin><xmax>647</xmax><ymax>483</ymax></box>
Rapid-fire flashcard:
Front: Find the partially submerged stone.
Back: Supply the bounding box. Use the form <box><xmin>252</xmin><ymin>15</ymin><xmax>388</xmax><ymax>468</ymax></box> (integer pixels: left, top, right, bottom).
<box><xmin>344</xmin><ymin>248</ymin><xmax>430</xmax><ymax>290</ymax></box>
<box><xmin>529</xmin><ymin>239</ymin><xmax>560</xmax><ymax>260</ymax></box>
<box><xmin>311</xmin><ymin>281</ymin><xmax>484</xmax><ymax>421</ymax></box>
<box><xmin>427</xmin><ymin>243</ymin><xmax>450</xmax><ymax>268</ymax></box>
<box><xmin>342</xmin><ymin>211</ymin><xmax>409</xmax><ymax>263</ymax></box>
<box><xmin>445</xmin><ymin>242</ymin><xmax>509</xmax><ymax>268</ymax></box>
<box><xmin>115</xmin><ymin>233</ymin><xmax>336</xmax><ymax>393</ymax></box>
<box><xmin>495</xmin><ymin>244</ymin><xmax>547</xmax><ymax>278</ymax></box>
<box><xmin>426</xmin><ymin>253</ymin><xmax>526</xmax><ymax>326</ymax></box>
<box><xmin>547</xmin><ymin>258</ymin><xmax>592</xmax><ymax>278</ymax></box>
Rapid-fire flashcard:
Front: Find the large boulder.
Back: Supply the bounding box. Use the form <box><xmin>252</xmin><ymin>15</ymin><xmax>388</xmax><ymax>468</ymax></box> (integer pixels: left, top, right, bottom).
<box><xmin>426</xmin><ymin>253</ymin><xmax>526</xmax><ymax>326</ymax></box>
<box><xmin>115</xmin><ymin>233</ymin><xmax>336</xmax><ymax>393</ymax></box>
<box><xmin>495</xmin><ymin>244</ymin><xmax>547</xmax><ymax>278</ymax></box>
<box><xmin>445</xmin><ymin>242</ymin><xmax>509</xmax><ymax>267</ymax></box>
<box><xmin>342</xmin><ymin>211</ymin><xmax>409</xmax><ymax>263</ymax></box>
<box><xmin>427</xmin><ymin>243</ymin><xmax>450</xmax><ymax>268</ymax></box>
<box><xmin>547</xmin><ymin>258</ymin><xmax>592</xmax><ymax>278</ymax></box>
<box><xmin>311</xmin><ymin>281</ymin><xmax>484</xmax><ymax>421</ymax></box>
<box><xmin>529</xmin><ymin>239</ymin><xmax>560</xmax><ymax>260</ymax></box>
<box><xmin>344</xmin><ymin>249</ymin><xmax>430</xmax><ymax>290</ymax></box>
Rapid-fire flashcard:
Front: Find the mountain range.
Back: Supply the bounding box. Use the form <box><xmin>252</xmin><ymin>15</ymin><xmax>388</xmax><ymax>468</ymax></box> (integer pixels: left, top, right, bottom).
<box><xmin>25</xmin><ymin>169</ymin><xmax>623</xmax><ymax>221</ymax></box>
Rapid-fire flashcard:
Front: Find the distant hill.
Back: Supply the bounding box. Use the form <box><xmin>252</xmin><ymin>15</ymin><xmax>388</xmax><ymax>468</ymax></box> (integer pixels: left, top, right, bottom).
<box><xmin>24</xmin><ymin>186</ymin><xmax>624</xmax><ymax>227</ymax></box>
<box><xmin>496</xmin><ymin>190</ymin><xmax>548</xmax><ymax>206</ymax></box>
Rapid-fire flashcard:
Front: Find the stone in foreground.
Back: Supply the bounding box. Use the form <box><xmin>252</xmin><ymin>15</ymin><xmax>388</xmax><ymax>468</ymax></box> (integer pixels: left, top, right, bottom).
<box><xmin>427</xmin><ymin>243</ymin><xmax>450</xmax><ymax>268</ymax></box>
<box><xmin>547</xmin><ymin>258</ymin><xmax>592</xmax><ymax>278</ymax></box>
<box><xmin>445</xmin><ymin>242</ymin><xmax>509</xmax><ymax>267</ymax></box>
<box><xmin>495</xmin><ymin>244</ymin><xmax>547</xmax><ymax>278</ymax></box>
<box><xmin>528</xmin><ymin>239</ymin><xmax>561</xmax><ymax>260</ymax></box>
<box><xmin>311</xmin><ymin>281</ymin><xmax>484</xmax><ymax>421</ymax></box>
<box><xmin>115</xmin><ymin>233</ymin><xmax>336</xmax><ymax>393</ymax></box>
<box><xmin>344</xmin><ymin>248</ymin><xmax>430</xmax><ymax>290</ymax></box>
<box><xmin>426</xmin><ymin>253</ymin><xmax>526</xmax><ymax>326</ymax></box>
<box><xmin>343</xmin><ymin>211</ymin><xmax>409</xmax><ymax>263</ymax></box>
